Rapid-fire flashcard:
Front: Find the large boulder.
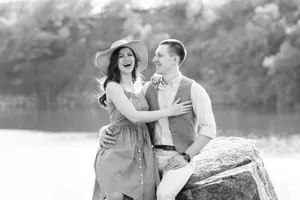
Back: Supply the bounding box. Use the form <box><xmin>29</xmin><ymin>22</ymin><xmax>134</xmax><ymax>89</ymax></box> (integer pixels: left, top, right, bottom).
<box><xmin>176</xmin><ymin>137</ymin><xmax>278</xmax><ymax>200</ymax></box>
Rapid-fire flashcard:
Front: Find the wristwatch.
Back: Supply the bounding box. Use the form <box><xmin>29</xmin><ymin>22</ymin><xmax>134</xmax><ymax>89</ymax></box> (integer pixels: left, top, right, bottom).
<box><xmin>181</xmin><ymin>152</ymin><xmax>191</xmax><ymax>163</ymax></box>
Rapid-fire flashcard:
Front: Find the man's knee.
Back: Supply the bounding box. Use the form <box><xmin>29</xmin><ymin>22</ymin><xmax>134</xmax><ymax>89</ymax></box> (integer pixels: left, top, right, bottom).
<box><xmin>157</xmin><ymin>186</ymin><xmax>175</xmax><ymax>200</ymax></box>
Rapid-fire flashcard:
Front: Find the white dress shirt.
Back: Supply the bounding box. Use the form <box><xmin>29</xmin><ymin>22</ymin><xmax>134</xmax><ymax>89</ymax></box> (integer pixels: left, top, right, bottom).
<box><xmin>143</xmin><ymin>73</ymin><xmax>216</xmax><ymax>146</ymax></box>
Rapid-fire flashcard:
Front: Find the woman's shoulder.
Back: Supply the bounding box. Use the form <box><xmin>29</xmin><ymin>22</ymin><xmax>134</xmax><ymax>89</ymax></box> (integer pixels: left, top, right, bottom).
<box><xmin>106</xmin><ymin>82</ymin><xmax>124</xmax><ymax>101</ymax></box>
<box><xmin>106</xmin><ymin>81</ymin><xmax>122</xmax><ymax>91</ymax></box>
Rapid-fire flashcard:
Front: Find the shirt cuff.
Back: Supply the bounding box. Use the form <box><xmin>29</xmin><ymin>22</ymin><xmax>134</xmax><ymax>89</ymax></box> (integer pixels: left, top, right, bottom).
<box><xmin>199</xmin><ymin>125</ymin><xmax>216</xmax><ymax>139</ymax></box>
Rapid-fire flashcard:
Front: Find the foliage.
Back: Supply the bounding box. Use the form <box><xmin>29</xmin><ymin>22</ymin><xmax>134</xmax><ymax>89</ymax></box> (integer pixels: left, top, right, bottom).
<box><xmin>0</xmin><ymin>0</ymin><xmax>96</xmax><ymax>109</ymax></box>
<box><xmin>0</xmin><ymin>0</ymin><xmax>300</xmax><ymax>111</ymax></box>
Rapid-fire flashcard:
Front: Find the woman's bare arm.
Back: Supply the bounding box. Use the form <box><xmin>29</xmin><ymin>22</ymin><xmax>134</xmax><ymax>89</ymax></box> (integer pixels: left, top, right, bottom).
<box><xmin>106</xmin><ymin>82</ymin><xmax>191</xmax><ymax>123</ymax></box>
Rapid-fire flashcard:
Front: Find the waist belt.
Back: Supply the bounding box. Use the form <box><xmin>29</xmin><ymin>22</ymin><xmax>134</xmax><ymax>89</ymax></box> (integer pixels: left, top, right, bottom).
<box><xmin>154</xmin><ymin>145</ymin><xmax>176</xmax><ymax>151</ymax></box>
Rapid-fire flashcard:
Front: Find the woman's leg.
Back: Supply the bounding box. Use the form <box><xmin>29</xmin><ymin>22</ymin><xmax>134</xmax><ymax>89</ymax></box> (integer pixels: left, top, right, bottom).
<box><xmin>106</xmin><ymin>192</ymin><xmax>124</xmax><ymax>200</ymax></box>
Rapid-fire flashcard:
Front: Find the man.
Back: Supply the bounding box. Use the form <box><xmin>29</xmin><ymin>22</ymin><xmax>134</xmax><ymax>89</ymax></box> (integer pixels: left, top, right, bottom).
<box><xmin>99</xmin><ymin>39</ymin><xmax>216</xmax><ymax>200</ymax></box>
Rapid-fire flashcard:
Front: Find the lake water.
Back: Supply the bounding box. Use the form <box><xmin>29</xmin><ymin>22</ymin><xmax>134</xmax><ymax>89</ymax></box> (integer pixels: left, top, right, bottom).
<box><xmin>1</xmin><ymin>107</ymin><xmax>300</xmax><ymax>200</ymax></box>
<box><xmin>0</xmin><ymin>107</ymin><xmax>299</xmax><ymax>136</ymax></box>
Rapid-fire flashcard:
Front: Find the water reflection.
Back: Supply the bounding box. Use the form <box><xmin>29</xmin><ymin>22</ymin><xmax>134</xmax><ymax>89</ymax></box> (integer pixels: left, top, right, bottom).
<box><xmin>215</xmin><ymin>108</ymin><xmax>300</xmax><ymax>136</ymax></box>
<box><xmin>0</xmin><ymin>108</ymin><xmax>109</xmax><ymax>133</ymax></box>
<box><xmin>0</xmin><ymin>107</ymin><xmax>299</xmax><ymax>136</ymax></box>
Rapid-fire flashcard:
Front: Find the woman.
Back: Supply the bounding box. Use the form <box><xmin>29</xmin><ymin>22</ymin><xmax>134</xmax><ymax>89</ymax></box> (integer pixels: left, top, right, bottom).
<box><xmin>92</xmin><ymin>40</ymin><xmax>192</xmax><ymax>200</ymax></box>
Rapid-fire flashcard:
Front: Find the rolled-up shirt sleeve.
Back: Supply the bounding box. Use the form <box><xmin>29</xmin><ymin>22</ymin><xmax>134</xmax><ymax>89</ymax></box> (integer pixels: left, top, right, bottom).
<box><xmin>191</xmin><ymin>82</ymin><xmax>217</xmax><ymax>138</ymax></box>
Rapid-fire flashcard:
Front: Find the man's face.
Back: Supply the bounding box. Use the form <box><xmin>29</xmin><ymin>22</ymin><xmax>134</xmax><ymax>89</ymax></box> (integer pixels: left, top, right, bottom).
<box><xmin>152</xmin><ymin>44</ymin><xmax>174</xmax><ymax>75</ymax></box>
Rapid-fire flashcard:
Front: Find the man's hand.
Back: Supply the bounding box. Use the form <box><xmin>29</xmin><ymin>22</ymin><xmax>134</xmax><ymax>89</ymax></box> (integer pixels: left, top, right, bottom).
<box><xmin>99</xmin><ymin>126</ymin><xmax>116</xmax><ymax>149</ymax></box>
<box><xmin>164</xmin><ymin>154</ymin><xmax>188</xmax><ymax>171</ymax></box>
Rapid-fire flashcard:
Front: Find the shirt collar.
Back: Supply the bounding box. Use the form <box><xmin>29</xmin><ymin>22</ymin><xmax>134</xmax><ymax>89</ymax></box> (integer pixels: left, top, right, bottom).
<box><xmin>161</xmin><ymin>72</ymin><xmax>183</xmax><ymax>87</ymax></box>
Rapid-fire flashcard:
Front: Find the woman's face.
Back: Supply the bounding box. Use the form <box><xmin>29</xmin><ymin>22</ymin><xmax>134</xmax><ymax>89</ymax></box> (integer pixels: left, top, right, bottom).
<box><xmin>118</xmin><ymin>47</ymin><xmax>135</xmax><ymax>75</ymax></box>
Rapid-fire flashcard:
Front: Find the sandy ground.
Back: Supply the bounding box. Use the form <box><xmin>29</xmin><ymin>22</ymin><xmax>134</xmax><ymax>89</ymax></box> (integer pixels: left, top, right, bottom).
<box><xmin>0</xmin><ymin>130</ymin><xmax>299</xmax><ymax>200</ymax></box>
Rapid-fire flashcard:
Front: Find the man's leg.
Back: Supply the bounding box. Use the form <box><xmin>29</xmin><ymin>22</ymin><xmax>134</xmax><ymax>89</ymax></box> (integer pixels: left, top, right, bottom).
<box><xmin>155</xmin><ymin>150</ymin><xmax>195</xmax><ymax>200</ymax></box>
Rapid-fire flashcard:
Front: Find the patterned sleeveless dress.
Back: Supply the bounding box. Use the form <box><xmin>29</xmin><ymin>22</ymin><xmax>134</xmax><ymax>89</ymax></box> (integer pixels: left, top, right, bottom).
<box><xmin>92</xmin><ymin>90</ymin><xmax>160</xmax><ymax>200</ymax></box>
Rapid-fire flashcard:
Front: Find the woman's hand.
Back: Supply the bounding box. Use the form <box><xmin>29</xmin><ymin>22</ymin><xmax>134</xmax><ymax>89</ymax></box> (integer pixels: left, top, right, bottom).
<box><xmin>169</xmin><ymin>98</ymin><xmax>193</xmax><ymax>116</ymax></box>
<box><xmin>164</xmin><ymin>154</ymin><xmax>189</xmax><ymax>171</ymax></box>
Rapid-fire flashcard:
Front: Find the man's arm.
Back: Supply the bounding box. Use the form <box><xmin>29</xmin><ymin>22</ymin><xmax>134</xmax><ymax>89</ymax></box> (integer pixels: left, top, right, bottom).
<box><xmin>165</xmin><ymin>82</ymin><xmax>216</xmax><ymax>170</ymax></box>
<box><xmin>184</xmin><ymin>82</ymin><xmax>217</xmax><ymax>158</ymax></box>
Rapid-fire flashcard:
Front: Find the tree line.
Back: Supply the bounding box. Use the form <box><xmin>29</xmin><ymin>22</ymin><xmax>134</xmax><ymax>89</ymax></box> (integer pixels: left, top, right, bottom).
<box><xmin>0</xmin><ymin>0</ymin><xmax>299</xmax><ymax>112</ymax></box>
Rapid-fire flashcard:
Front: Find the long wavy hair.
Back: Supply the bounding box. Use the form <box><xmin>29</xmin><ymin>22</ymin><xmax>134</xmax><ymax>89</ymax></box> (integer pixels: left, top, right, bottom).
<box><xmin>98</xmin><ymin>47</ymin><xmax>140</xmax><ymax>107</ymax></box>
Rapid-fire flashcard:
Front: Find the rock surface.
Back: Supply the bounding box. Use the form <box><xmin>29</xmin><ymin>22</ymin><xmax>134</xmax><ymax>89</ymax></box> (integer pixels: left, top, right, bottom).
<box><xmin>176</xmin><ymin>137</ymin><xmax>278</xmax><ymax>200</ymax></box>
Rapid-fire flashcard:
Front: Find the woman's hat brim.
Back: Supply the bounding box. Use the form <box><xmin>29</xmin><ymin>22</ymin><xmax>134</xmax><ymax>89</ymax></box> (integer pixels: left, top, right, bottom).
<box><xmin>95</xmin><ymin>40</ymin><xmax>148</xmax><ymax>76</ymax></box>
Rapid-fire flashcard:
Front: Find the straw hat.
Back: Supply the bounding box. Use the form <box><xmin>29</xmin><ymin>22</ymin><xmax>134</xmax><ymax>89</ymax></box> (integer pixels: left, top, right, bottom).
<box><xmin>95</xmin><ymin>40</ymin><xmax>148</xmax><ymax>76</ymax></box>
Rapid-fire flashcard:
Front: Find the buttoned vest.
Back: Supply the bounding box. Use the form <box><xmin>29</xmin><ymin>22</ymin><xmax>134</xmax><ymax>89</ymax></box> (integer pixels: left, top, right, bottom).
<box><xmin>145</xmin><ymin>76</ymin><xmax>197</xmax><ymax>153</ymax></box>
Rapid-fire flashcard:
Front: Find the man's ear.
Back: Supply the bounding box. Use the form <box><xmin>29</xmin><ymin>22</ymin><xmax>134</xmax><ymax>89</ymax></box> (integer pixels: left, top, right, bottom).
<box><xmin>173</xmin><ymin>55</ymin><xmax>180</xmax><ymax>65</ymax></box>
